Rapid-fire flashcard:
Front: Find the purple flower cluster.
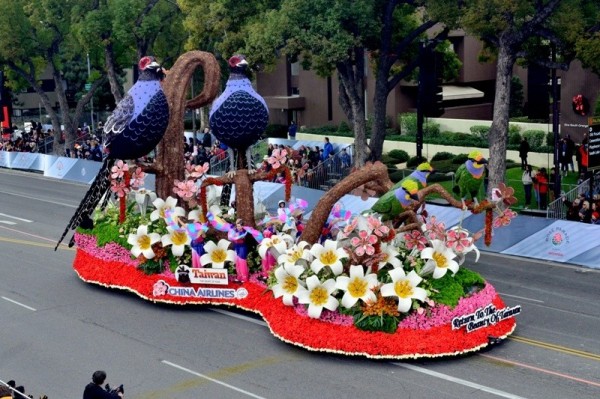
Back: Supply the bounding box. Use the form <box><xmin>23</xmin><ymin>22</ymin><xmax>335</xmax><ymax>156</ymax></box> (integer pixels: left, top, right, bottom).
<box><xmin>397</xmin><ymin>283</ymin><xmax>496</xmax><ymax>330</ymax></box>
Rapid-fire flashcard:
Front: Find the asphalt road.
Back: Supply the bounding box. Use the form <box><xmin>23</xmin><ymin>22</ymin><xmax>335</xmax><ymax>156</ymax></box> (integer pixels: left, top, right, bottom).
<box><xmin>0</xmin><ymin>168</ymin><xmax>599</xmax><ymax>399</ymax></box>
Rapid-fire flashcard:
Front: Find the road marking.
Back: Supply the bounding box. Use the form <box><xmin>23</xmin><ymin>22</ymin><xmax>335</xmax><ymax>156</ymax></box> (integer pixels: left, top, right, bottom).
<box><xmin>0</xmin><ymin>213</ymin><xmax>33</xmax><ymax>222</ymax></box>
<box><xmin>0</xmin><ymin>221</ymin><xmax>17</xmax><ymax>225</ymax></box>
<box><xmin>162</xmin><ymin>360</ymin><xmax>267</xmax><ymax>399</ymax></box>
<box><xmin>509</xmin><ymin>336</ymin><xmax>600</xmax><ymax>362</ymax></box>
<box><xmin>480</xmin><ymin>353</ymin><xmax>600</xmax><ymax>388</ymax></box>
<box><xmin>0</xmin><ymin>190</ymin><xmax>79</xmax><ymax>208</ymax></box>
<box><xmin>391</xmin><ymin>363</ymin><xmax>528</xmax><ymax>399</ymax></box>
<box><xmin>498</xmin><ymin>292</ymin><xmax>544</xmax><ymax>303</ymax></box>
<box><xmin>1</xmin><ymin>296</ymin><xmax>36</xmax><ymax>311</ymax></box>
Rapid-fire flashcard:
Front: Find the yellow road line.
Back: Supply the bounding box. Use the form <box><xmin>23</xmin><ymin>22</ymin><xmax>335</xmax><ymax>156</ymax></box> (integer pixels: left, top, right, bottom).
<box><xmin>510</xmin><ymin>335</ymin><xmax>600</xmax><ymax>361</ymax></box>
<box><xmin>0</xmin><ymin>236</ymin><xmax>74</xmax><ymax>250</ymax></box>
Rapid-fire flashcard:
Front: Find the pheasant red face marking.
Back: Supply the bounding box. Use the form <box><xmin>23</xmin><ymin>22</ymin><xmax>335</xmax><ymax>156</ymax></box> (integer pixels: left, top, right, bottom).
<box><xmin>138</xmin><ymin>56</ymin><xmax>152</xmax><ymax>70</ymax></box>
<box><xmin>228</xmin><ymin>55</ymin><xmax>244</xmax><ymax>67</ymax></box>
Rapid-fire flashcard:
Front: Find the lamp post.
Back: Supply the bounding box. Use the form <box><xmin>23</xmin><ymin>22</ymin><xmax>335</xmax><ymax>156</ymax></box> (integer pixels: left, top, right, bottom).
<box><xmin>87</xmin><ymin>53</ymin><xmax>94</xmax><ymax>132</ymax></box>
<box><xmin>551</xmin><ymin>45</ymin><xmax>561</xmax><ymax>200</ymax></box>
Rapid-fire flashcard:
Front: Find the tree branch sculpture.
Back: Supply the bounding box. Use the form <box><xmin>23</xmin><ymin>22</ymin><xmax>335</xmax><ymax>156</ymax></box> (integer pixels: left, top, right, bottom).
<box><xmin>146</xmin><ymin>51</ymin><xmax>220</xmax><ymax>200</ymax></box>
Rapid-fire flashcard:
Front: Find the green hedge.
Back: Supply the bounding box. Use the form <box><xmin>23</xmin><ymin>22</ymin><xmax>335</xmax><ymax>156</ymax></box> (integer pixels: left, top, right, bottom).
<box><xmin>522</xmin><ymin>130</ymin><xmax>546</xmax><ymax>148</ymax></box>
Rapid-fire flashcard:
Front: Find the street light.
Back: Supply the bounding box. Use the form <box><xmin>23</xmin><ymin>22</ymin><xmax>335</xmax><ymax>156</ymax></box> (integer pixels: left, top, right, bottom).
<box><xmin>87</xmin><ymin>53</ymin><xmax>94</xmax><ymax>132</ymax></box>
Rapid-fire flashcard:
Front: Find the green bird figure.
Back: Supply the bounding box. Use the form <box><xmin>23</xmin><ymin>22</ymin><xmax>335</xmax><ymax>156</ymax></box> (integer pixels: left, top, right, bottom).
<box><xmin>453</xmin><ymin>150</ymin><xmax>488</xmax><ymax>200</ymax></box>
<box><xmin>371</xmin><ymin>179</ymin><xmax>420</xmax><ymax>221</ymax></box>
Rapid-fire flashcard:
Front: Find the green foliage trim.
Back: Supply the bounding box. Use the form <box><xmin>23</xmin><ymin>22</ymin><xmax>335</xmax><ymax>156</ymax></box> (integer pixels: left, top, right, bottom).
<box><xmin>427</xmin><ymin>268</ymin><xmax>486</xmax><ymax>308</ymax></box>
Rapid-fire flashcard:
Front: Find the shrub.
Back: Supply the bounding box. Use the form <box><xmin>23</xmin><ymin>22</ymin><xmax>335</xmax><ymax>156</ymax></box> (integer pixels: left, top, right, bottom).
<box><xmin>508</xmin><ymin>128</ymin><xmax>522</xmax><ymax>145</ymax></box>
<box><xmin>399</xmin><ymin>113</ymin><xmax>417</xmax><ymax>136</ymax></box>
<box><xmin>398</xmin><ymin>113</ymin><xmax>440</xmax><ymax>137</ymax></box>
<box><xmin>388</xmin><ymin>169</ymin><xmax>407</xmax><ymax>183</ymax></box>
<box><xmin>522</xmin><ymin>130</ymin><xmax>546</xmax><ymax>148</ymax></box>
<box><xmin>338</xmin><ymin>121</ymin><xmax>351</xmax><ymax>132</ymax></box>
<box><xmin>407</xmin><ymin>155</ymin><xmax>427</xmax><ymax>168</ymax></box>
<box><xmin>508</xmin><ymin>124</ymin><xmax>521</xmax><ymax>138</ymax></box>
<box><xmin>387</xmin><ymin>149</ymin><xmax>410</xmax><ymax>163</ymax></box>
<box><xmin>381</xmin><ymin>154</ymin><xmax>400</xmax><ymax>169</ymax></box>
<box><xmin>451</xmin><ymin>153</ymin><xmax>469</xmax><ymax>164</ymax></box>
<box><xmin>431</xmin><ymin>151</ymin><xmax>455</xmax><ymax>161</ymax></box>
<box><xmin>470</xmin><ymin>125</ymin><xmax>490</xmax><ymax>141</ymax></box>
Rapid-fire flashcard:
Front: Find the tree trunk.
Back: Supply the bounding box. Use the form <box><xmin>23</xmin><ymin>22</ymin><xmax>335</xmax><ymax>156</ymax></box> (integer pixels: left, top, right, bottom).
<box><xmin>369</xmin><ymin>76</ymin><xmax>390</xmax><ymax>162</ymax></box>
<box><xmin>488</xmin><ymin>44</ymin><xmax>515</xmax><ymax>193</ymax></box>
<box><xmin>336</xmin><ymin>49</ymin><xmax>368</xmax><ymax>166</ymax></box>
<box><xmin>154</xmin><ymin>51</ymin><xmax>220</xmax><ymax>200</ymax></box>
<box><xmin>104</xmin><ymin>42</ymin><xmax>123</xmax><ymax>103</ymax></box>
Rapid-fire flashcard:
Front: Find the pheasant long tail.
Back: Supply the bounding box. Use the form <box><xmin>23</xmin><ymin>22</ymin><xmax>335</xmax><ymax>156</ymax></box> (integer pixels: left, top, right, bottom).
<box><xmin>54</xmin><ymin>158</ymin><xmax>115</xmax><ymax>251</ymax></box>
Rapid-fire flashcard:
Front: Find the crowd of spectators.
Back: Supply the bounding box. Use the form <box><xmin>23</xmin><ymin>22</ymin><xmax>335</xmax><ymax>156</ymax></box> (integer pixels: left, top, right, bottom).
<box><xmin>0</xmin><ymin>379</ymin><xmax>47</xmax><ymax>399</ymax></box>
<box><xmin>562</xmin><ymin>193</ymin><xmax>600</xmax><ymax>224</ymax></box>
<box><xmin>253</xmin><ymin>138</ymin><xmax>352</xmax><ymax>188</ymax></box>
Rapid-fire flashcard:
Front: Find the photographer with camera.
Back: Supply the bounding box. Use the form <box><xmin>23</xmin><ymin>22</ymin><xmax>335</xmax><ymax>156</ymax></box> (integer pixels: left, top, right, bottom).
<box><xmin>83</xmin><ymin>370</ymin><xmax>124</xmax><ymax>399</ymax></box>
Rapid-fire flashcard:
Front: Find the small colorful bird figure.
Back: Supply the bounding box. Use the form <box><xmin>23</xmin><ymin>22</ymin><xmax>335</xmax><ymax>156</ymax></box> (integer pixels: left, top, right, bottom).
<box><xmin>55</xmin><ymin>56</ymin><xmax>168</xmax><ymax>250</ymax></box>
<box><xmin>371</xmin><ymin>179</ymin><xmax>420</xmax><ymax>221</ymax></box>
<box><xmin>453</xmin><ymin>150</ymin><xmax>488</xmax><ymax>201</ymax></box>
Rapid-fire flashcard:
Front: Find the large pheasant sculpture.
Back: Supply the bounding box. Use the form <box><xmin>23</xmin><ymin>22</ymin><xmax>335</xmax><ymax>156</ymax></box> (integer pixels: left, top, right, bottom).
<box><xmin>209</xmin><ymin>54</ymin><xmax>269</xmax><ymax>206</ymax></box>
<box><xmin>55</xmin><ymin>56</ymin><xmax>169</xmax><ymax>250</ymax></box>
<box><xmin>209</xmin><ymin>54</ymin><xmax>269</xmax><ymax>173</ymax></box>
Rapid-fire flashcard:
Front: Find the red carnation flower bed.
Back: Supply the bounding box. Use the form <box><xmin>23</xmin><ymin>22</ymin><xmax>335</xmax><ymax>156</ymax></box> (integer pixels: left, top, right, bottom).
<box><xmin>73</xmin><ymin>243</ymin><xmax>516</xmax><ymax>359</ymax></box>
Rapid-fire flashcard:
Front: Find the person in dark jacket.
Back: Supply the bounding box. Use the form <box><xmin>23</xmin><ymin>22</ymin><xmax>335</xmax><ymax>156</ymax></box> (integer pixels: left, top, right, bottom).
<box><xmin>83</xmin><ymin>370</ymin><xmax>123</xmax><ymax>399</ymax></box>
<box><xmin>518</xmin><ymin>137</ymin><xmax>530</xmax><ymax>170</ymax></box>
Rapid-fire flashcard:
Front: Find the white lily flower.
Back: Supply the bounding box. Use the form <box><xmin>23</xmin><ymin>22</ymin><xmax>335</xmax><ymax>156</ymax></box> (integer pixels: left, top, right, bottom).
<box><xmin>420</xmin><ymin>239</ymin><xmax>459</xmax><ymax>279</ymax></box>
<box><xmin>335</xmin><ymin>265</ymin><xmax>378</xmax><ymax>309</ymax></box>
<box><xmin>277</xmin><ymin>241</ymin><xmax>313</xmax><ymax>268</ymax></box>
<box><xmin>127</xmin><ymin>225</ymin><xmax>161</xmax><ymax>259</ymax></box>
<box><xmin>378</xmin><ymin>242</ymin><xmax>402</xmax><ymax>269</ymax></box>
<box><xmin>380</xmin><ymin>269</ymin><xmax>427</xmax><ymax>312</ymax></box>
<box><xmin>296</xmin><ymin>275</ymin><xmax>339</xmax><ymax>318</ymax></box>
<box><xmin>200</xmin><ymin>239</ymin><xmax>235</xmax><ymax>268</ymax></box>
<box><xmin>258</xmin><ymin>233</ymin><xmax>290</xmax><ymax>259</ymax></box>
<box><xmin>150</xmin><ymin>196</ymin><xmax>185</xmax><ymax>222</ymax></box>
<box><xmin>309</xmin><ymin>239</ymin><xmax>348</xmax><ymax>276</ymax></box>
<box><xmin>134</xmin><ymin>189</ymin><xmax>157</xmax><ymax>217</ymax></box>
<box><xmin>271</xmin><ymin>264</ymin><xmax>308</xmax><ymax>306</ymax></box>
<box><xmin>161</xmin><ymin>227</ymin><xmax>191</xmax><ymax>257</ymax></box>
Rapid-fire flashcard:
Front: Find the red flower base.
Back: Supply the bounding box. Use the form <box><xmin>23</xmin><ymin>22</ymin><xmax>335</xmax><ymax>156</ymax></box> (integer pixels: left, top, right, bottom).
<box><xmin>73</xmin><ymin>246</ymin><xmax>517</xmax><ymax>359</ymax></box>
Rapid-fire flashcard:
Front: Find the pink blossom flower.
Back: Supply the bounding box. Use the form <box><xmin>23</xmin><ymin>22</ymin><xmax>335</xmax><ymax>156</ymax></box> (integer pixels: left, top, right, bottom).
<box><xmin>110</xmin><ymin>180</ymin><xmax>130</xmax><ymax>197</ymax></box>
<box><xmin>186</xmin><ymin>162</ymin><xmax>210</xmax><ymax>179</ymax></box>
<box><xmin>350</xmin><ymin>230</ymin><xmax>378</xmax><ymax>256</ymax></box>
<box><xmin>110</xmin><ymin>160</ymin><xmax>129</xmax><ymax>180</ymax></box>
<box><xmin>340</xmin><ymin>218</ymin><xmax>358</xmax><ymax>238</ymax></box>
<box><xmin>268</xmin><ymin>149</ymin><xmax>288</xmax><ymax>169</ymax></box>
<box><xmin>404</xmin><ymin>229</ymin><xmax>428</xmax><ymax>251</ymax></box>
<box><xmin>367</xmin><ymin>216</ymin><xmax>390</xmax><ymax>237</ymax></box>
<box><xmin>173</xmin><ymin>179</ymin><xmax>198</xmax><ymax>201</ymax></box>
<box><xmin>425</xmin><ymin>216</ymin><xmax>446</xmax><ymax>240</ymax></box>
<box><xmin>130</xmin><ymin>167</ymin><xmax>146</xmax><ymax>189</ymax></box>
<box><xmin>493</xmin><ymin>208</ymin><xmax>517</xmax><ymax>228</ymax></box>
<box><xmin>446</xmin><ymin>229</ymin><xmax>472</xmax><ymax>252</ymax></box>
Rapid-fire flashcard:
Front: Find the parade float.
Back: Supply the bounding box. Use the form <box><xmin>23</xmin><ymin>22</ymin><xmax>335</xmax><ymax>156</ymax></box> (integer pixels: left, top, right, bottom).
<box><xmin>67</xmin><ymin>51</ymin><xmax>520</xmax><ymax>360</ymax></box>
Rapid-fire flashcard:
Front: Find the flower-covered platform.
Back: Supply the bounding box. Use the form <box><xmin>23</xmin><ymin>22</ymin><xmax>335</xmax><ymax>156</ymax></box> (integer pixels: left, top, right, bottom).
<box><xmin>68</xmin><ymin>158</ymin><xmax>521</xmax><ymax>360</ymax></box>
<box><xmin>73</xmin><ymin>230</ymin><xmax>517</xmax><ymax>359</ymax></box>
